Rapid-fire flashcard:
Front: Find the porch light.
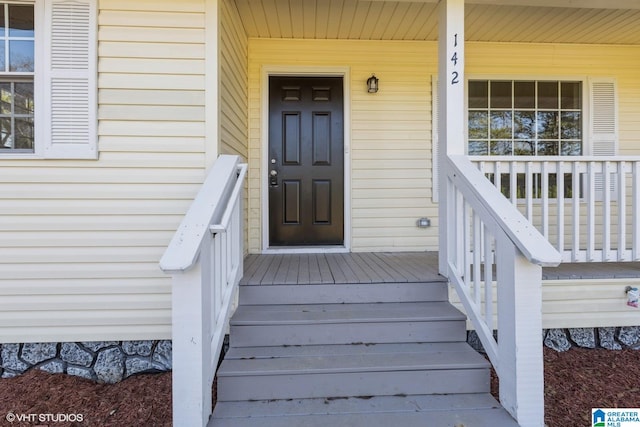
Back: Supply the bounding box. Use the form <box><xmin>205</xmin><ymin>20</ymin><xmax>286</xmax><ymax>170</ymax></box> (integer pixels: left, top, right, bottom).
<box><xmin>367</xmin><ymin>74</ymin><xmax>379</xmax><ymax>93</ymax></box>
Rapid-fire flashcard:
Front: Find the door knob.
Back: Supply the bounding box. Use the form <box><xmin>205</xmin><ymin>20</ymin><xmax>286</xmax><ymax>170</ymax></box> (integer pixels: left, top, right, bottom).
<box><xmin>269</xmin><ymin>169</ymin><xmax>278</xmax><ymax>186</ymax></box>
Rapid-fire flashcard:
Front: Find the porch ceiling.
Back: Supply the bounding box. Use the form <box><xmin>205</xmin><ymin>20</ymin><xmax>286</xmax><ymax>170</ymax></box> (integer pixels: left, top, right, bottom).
<box><xmin>233</xmin><ymin>0</ymin><xmax>640</xmax><ymax>44</ymax></box>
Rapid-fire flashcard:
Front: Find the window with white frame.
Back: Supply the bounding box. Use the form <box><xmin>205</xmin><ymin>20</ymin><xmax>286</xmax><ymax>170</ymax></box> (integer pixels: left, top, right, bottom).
<box><xmin>468</xmin><ymin>80</ymin><xmax>584</xmax><ymax>198</ymax></box>
<box><xmin>0</xmin><ymin>2</ymin><xmax>34</xmax><ymax>152</ymax></box>
<box><xmin>468</xmin><ymin>80</ymin><xmax>582</xmax><ymax>157</ymax></box>
<box><xmin>0</xmin><ymin>0</ymin><xmax>96</xmax><ymax>159</ymax></box>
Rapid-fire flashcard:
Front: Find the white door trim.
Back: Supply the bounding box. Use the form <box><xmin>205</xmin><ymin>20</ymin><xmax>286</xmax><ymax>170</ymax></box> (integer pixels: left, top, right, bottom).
<box><xmin>260</xmin><ymin>66</ymin><xmax>352</xmax><ymax>253</ymax></box>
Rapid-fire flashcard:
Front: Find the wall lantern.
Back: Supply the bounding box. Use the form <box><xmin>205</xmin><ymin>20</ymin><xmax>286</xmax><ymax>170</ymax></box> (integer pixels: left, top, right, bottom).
<box><xmin>367</xmin><ymin>74</ymin><xmax>379</xmax><ymax>93</ymax></box>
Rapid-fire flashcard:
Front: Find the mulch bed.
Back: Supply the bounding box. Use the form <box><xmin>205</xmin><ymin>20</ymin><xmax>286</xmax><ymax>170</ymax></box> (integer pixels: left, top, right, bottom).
<box><xmin>1</xmin><ymin>347</ymin><xmax>639</xmax><ymax>426</ymax></box>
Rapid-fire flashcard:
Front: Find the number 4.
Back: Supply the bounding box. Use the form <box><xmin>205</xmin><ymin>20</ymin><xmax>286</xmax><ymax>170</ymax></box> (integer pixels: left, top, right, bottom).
<box><xmin>451</xmin><ymin>52</ymin><xmax>458</xmax><ymax>66</ymax></box>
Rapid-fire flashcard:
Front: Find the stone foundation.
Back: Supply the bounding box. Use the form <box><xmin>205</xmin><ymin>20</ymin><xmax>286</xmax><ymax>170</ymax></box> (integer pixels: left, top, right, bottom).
<box><xmin>468</xmin><ymin>326</ymin><xmax>640</xmax><ymax>353</ymax></box>
<box><xmin>0</xmin><ymin>340</ymin><xmax>172</xmax><ymax>383</ymax></box>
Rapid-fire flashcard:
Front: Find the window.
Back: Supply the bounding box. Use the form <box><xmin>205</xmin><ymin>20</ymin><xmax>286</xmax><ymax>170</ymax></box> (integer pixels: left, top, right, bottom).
<box><xmin>0</xmin><ymin>2</ymin><xmax>34</xmax><ymax>152</ymax></box>
<box><xmin>468</xmin><ymin>80</ymin><xmax>585</xmax><ymax>198</ymax></box>
<box><xmin>0</xmin><ymin>0</ymin><xmax>96</xmax><ymax>159</ymax></box>
<box><xmin>468</xmin><ymin>80</ymin><xmax>582</xmax><ymax>156</ymax></box>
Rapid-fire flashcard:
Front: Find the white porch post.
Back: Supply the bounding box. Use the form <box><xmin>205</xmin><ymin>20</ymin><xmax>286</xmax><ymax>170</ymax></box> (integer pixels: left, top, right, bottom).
<box><xmin>496</xmin><ymin>233</ymin><xmax>545</xmax><ymax>426</ymax></box>
<box><xmin>172</xmin><ymin>254</ymin><xmax>214</xmax><ymax>427</ymax></box>
<box><xmin>438</xmin><ymin>0</ymin><xmax>465</xmax><ymax>275</ymax></box>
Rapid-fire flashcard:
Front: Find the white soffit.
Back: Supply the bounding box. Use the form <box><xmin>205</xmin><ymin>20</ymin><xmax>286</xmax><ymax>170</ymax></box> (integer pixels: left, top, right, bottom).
<box><xmin>234</xmin><ymin>0</ymin><xmax>640</xmax><ymax>44</ymax></box>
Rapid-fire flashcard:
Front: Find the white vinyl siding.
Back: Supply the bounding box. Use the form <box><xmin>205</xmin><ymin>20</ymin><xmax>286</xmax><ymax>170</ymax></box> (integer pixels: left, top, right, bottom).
<box><xmin>0</xmin><ymin>0</ymin><xmax>207</xmax><ymax>343</ymax></box>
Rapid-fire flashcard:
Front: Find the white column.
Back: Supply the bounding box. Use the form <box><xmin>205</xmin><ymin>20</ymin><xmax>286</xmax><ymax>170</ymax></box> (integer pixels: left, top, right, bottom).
<box><xmin>438</xmin><ymin>0</ymin><xmax>466</xmax><ymax>275</ymax></box>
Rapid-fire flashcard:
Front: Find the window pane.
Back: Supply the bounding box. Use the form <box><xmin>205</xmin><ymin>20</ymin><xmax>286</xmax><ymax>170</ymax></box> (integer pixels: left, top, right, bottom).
<box><xmin>490</xmin><ymin>140</ymin><xmax>512</xmax><ymax>155</ymax></box>
<box><xmin>537</xmin><ymin>111</ymin><xmax>559</xmax><ymax>139</ymax></box>
<box><xmin>561</xmin><ymin>82</ymin><xmax>581</xmax><ymax>110</ymax></box>
<box><xmin>514</xmin><ymin>81</ymin><xmax>535</xmax><ymax>109</ymax></box>
<box><xmin>468</xmin><ymin>140</ymin><xmax>488</xmax><ymax>155</ymax></box>
<box><xmin>538</xmin><ymin>81</ymin><xmax>558</xmax><ymax>109</ymax></box>
<box><xmin>0</xmin><ymin>5</ymin><xmax>5</xmax><ymax>37</ymax></box>
<box><xmin>469</xmin><ymin>81</ymin><xmax>488</xmax><ymax>108</ymax></box>
<box><xmin>14</xmin><ymin>116</ymin><xmax>33</xmax><ymax>149</ymax></box>
<box><xmin>0</xmin><ymin>82</ymin><xmax>10</xmax><ymax>114</ymax></box>
<box><xmin>537</xmin><ymin>142</ymin><xmax>558</xmax><ymax>155</ymax></box>
<box><xmin>8</xmin><ymin>5</ymin><xmax>34</xmax><ymax>37</ymax></box>
<box><xmin>561</xmin><ymin>111</ymin><xmax>581</xmax><ymax>139</ymax></box>
<box><xmin>14</xmin><ymin>82</ymin><xmax>33</xmax><ymax>114</ymax></box>
<box><xmin>561</xmin><ymin>141</ymin><xmax>581</xmax><ymax>156</ymax></box>
<box><xmin>0</xmin><ymin>116</ymin><xmax>11</xmax><ymax>148</ymax></box>
<box><xmin>514</xmin><ymin>140</ymin><xmax>535</xmax><ymax>155</ymax></box>
<box><xmin>9</xmin><ymin>40</ymin><xmax>34</xmax><ymax>71</ymax></box>
<box><xmin>468</xmin><ymin>111</ymin><xmax>488</xmax><ymax>139</ymax></box>
<box><xmin>490</xmin><ymin>81</ymin><xmax>512</xmax><ymax>109</ymax></box>
<box><xmin>0</xmin><ymin>43</ymin><xmax>5</xmax><ymax>72</ymax></box>
<box><xmin>490</xmin><ymin>111</ymin><xmax>512</xmax><ymax>139</ymax></box>
<box><xmin>514</xmin><ymin>111</ymin><xmax>535</xmax><ymax>139</ymax></box>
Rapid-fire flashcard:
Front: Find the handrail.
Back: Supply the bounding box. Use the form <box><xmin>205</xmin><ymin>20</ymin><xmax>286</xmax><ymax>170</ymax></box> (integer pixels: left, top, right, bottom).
<box><xmin>448</xmin><ymin>155</ymin><xmax>561</xmax><ymax>266</ymax></box>
<box><xmin>159</xmin><ymin>154</ymin><xmax>247</xmax><ymax>427</ymax></box>
<box><xmin>210</xmin><ymin>163</ymin><xmax>248</xmax><ymax>233</ymax></box>
<box><xmin>160</xmin><ymin>155</ymin><xmax>241</xmax><ymax>273</ymax></box>
<box><xmin>445</xmin><ymin>154</ymin><xmax>560</xmax><ymax>426</ymax></box>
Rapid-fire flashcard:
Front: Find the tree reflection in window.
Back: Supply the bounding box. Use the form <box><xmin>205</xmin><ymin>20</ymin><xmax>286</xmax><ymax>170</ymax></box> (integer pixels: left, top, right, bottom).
<box><xmin>468</xmin><ymin>80</ymin><xmax>583</xmax><ymax>198</ymax></box>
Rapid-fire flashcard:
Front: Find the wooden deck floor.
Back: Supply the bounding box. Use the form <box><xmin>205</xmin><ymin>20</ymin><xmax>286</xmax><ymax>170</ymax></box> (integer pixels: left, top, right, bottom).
<box><xmin>241</xmin><ymin>252</ymin><xmax>442</xmax><ymax>285</ymax></box>
<box><xmin>242</xmin><ymin>252</ymin><xmax>640</xmax><ymax>285</ymax></box>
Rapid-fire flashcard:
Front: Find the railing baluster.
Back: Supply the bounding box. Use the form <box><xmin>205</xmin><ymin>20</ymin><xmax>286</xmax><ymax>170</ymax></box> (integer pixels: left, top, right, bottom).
<box><xmin>483</xmin><ymin>226</ymin><xmax>493</xmax><ymax>331</ymax></box>
<box><xmin>525</xmin><ymin>162</ymin><xmax>533</xmax><ymax>221</ymax></box>
<box><xmin>617</xmin><ymin>161</ymin><xmax>626</xmax><ymax>261</ymax></box>
<box><xmin>463</xmin><ymin>198</ymin><xmax>471</xmax><ymax>293</ymax></box>
<box><xmin>473</xmin><ymin>212</ymin><xmax>482</xmax><ymax>306</ymax></box>
<box><xmin>541</xmin><ymin>161</ymin><xmax>549</xmax><ymax>239</ymax></box>
<box><xmin>572</xmin><ymin>162</ymin><xmax>581</xmax><ymax>262</ymax></box>
<box><xmin>510</xmin><ymin>161</ymin><xmax>517</xmax><ymax>204</ymax></box>
<box><xmin>495</xmin><ymin>161</ymin><xmax>502</xmax><ymax>195</ymax></box>
<box><xmin>587</xmin><ymin>162</ymin><xmax>596</xmax><ymax>261</ymax></box>
<box><xmin>556</xmin><ymin>162</ymin><xmax>565</xmax><ymax>254</ymax></box>
<box><xmin>603</xmin><ymin>161</ymin><xmax>612</xmax><ymax>261</ymax></box>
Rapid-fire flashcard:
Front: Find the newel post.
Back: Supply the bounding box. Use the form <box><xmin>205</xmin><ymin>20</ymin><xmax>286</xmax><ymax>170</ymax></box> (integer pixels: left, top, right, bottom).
<box><xmin>496</xmin><ymin>233</ymin><xmax>545</xmax><ymax>426</ymax></box>
<box><xmin>438</xmin><ymin>0</ymin><xmax>465</xmax><ymax>276</ymax></box>
<box><xmin>171</xmin><ymin>242</ymin><xmax>214</xmax><ymax>427</ymax></box>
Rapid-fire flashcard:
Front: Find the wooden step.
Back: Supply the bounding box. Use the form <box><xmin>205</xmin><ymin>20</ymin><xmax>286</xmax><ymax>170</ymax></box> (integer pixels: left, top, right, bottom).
<box><xmin>229</xmin><ymin>302</ymin><xmax>467</xmax><ymax>347</ymax></box>
<box><xmin>216</xmin><ymin>342</ymin><xmax>489</xmax><ymax>401</ymax></box>
<box><xmin>211</xmin><ymin>394</ymin><xmax>519</xmax><ymax>427</ymax></box>
<box><xmin>239</xmin><ymin>280</ymin><xmax>448</xmax><ymax>304</ymax></box>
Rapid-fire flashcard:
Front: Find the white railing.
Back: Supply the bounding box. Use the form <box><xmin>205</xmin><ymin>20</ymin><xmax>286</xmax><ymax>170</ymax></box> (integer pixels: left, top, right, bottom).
<box><xmin>445</xmin><ymin>155</ymin><xmax>561</xmax><ymax>426</ymax></box>
<box><xmin>159</xmin><ymin>155</ymin><xmax>247</xmax><ymax>427</ymax></box>
<box><xmin>471</xmin><ymin>156</ymin><xmax>640</xmax><ymax>263</ymax></box>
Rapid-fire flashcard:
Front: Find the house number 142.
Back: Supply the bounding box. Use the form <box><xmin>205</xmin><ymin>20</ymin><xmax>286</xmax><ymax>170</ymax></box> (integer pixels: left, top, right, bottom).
<box><xmin>451</xmin><ymin>33</ymin><xmax>460</xmax><ymax>85</ymax></box>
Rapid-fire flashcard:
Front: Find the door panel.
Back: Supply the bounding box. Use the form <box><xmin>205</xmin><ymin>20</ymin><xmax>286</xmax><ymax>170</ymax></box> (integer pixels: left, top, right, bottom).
<box><xmin>269</xmin><ymin>76</ymin><xmax>344</xmax><ymax>246</ymax></box>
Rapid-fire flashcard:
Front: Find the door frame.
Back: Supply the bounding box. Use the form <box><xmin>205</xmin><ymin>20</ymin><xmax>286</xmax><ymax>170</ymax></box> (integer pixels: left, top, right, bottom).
<box><xmin>261</xmin><ymin>66</ymin><xmax>352</xmax><ymax>253</ymax></box>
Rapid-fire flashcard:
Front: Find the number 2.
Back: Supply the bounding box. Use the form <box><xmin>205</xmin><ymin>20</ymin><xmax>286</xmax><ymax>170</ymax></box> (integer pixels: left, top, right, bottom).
<box><xmin>451</xmin><ymin>71</ymin><xmax>459</xmax><ymax>85</ymax></box>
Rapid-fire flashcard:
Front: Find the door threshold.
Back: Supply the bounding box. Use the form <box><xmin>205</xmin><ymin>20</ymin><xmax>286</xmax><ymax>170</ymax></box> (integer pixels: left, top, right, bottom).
<box><xmin>263</xmin><ymin>246</ymin><xmax>349</xmax><ymax>254</ymax></box>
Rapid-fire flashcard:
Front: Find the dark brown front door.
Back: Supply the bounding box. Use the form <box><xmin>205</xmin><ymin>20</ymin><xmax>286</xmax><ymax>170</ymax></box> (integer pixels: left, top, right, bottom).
<box><xmin>268</xmin><ymin>76</ymin><xmax>344</xmax><ymax>246</ymax></box>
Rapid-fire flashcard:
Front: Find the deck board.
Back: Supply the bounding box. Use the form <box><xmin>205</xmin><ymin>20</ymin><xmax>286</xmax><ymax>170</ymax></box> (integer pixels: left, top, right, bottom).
<box><xmin>241</xmin><ymin>252</ymin><xmax>640</xmax><ymax>286</ymax></box>
<box><xmin>241</xmin><ymin>252</ymin><xmax>445</xmax><ymax>285</ymax></box>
